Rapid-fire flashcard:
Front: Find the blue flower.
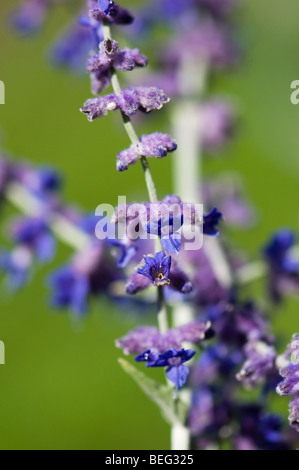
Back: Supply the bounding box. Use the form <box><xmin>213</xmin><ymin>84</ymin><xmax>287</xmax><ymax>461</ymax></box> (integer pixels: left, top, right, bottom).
<box><xmin>135</xmin><ymin>348</ymin><xmax>196</xmax><ymax>397</ymax></box>
<box><xmin>147</xmin><ymin>215</ymin><xmax>183</xmax><ymax>254</ymax></box>
<box><xmin>79</xmin><ymin>15</ymin><xmax>103</xmax><ymax>48</ymax></box>
<box><xmin>109</xmin><ymin>239</ymin><xmax>137</xmax><ymax>268</ymax></box>
<box><xmin>35</xmin><ymin>167</ymin><xmax>61</xmax><ymax>193</ymax></box>
<box><xmin>12</xmin><ymin>217</ymin><xmax>56</xmax><ymax>263</ymax></box>
<box><xmin>48</xmin><ymin>266</ymin><xmax>90</xmax><ymax>316</ymax></box>
<box><xmin>137</xmin><ymin>251</ymin><xmax>171</xmax><ymax>286</ymax></box>
<box><xmin>203</xmin><ymin>207</ymin><xmax>222</xmax><ymax>236</ymax></box>
<box><xmin>264</xmin><ymin>230</ymin><xmax>298</xmax><ymax>273</ymax></box>
<box><xmin>0</xmin><ymin>247</ymin><xmax>32</xmax><ymax>290</ymax></box>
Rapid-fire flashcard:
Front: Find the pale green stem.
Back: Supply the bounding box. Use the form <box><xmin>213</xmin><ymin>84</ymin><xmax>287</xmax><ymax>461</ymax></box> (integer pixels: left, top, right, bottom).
<box><xmin>157</xmin><ymin>286</ymin><xmax>169</xmax><ymax>334</ymax></box>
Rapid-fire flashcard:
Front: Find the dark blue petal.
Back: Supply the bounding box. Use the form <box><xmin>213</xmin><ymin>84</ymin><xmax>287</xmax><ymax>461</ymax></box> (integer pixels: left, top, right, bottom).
<box><xmin>203</xmin><ymin>207</ymin><xmax>222</xmax><ymax>236</ymax></box>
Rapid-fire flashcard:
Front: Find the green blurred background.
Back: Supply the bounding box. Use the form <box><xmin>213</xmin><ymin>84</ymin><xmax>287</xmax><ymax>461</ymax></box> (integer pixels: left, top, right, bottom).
<box><xmin>0</xmin><ymin>0</ymin><xmax>298</xmax><ymax>449</ymax></box>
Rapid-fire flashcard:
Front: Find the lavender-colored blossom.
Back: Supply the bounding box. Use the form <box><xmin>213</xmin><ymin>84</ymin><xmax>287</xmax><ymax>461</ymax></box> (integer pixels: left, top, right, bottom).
<box><xmin>183</xmin><ymin>248</ymin><xmax>229</xmax><ymax>307</ymax></box>
<box><xmin>163</xmin><ymin>21</ymin><xmax>239</xmax><ymax>70</ymax></box>
<box><xmin>79</xmin><ymin>14</ymin><xmax>104</xmax><ymax>47</ymax></box>
<box><xmin>236</xmin><ymin>341</ymin><xmax>276</xmax><ymax>389</ymax></box>
<box><xmin>116</xmin><ymin>321</ymin><xmax>211</xmax><ymax>355</ymax></box>
<box><xmin>136</xmin><ymin>0</ymin><xmax>236</xmax><ymax>30</ymax></box>
<box><xmin>51</xmin><ymin>20</ymin><xmax>100</xmax><ymax>72</ymax></box>
<box><xmin>49</xmin><ymin>265</ymin><xmax>90</xmax><ymax>315</ymax></box>
<box><xmin>48</xmin><ymin>242</ymin><xmax>122</xmax><ymax>314</ymax></box>
<box><xmin>0</xmin><ymin>216</ymin><xmax>56</xmax><ymax>290</ymax></box>
<box><xmin>200</xmin><ymin>100</ymin><xmax>236</xmax><ymax>153</ymax></box>
<box><xmin>125</xmin><ymin>271</ymin><xmax>152</xmax><ymax>295</ymax></box>
<box><xmin>14</xmin><ymin>165</ymin><xmax>61</xmax><ymax>195</ymax></box>
<box><xmin>11</xmin><ymin>217</ymin><xmax>56</xmax><ymax>263</ymax></box>
<box><xmin>10</xmin><ymin>0</ymin><xmax>55</xmax><ymax>35</ymax></box>
<box><xmin>88</xmin><ymin>0</ymin><xmax>134</xmax><ymax>25</ymax></box>
<box><xmin>117</xmin><ymin>133</ymin><xmax>177</xmax><ymax>172</ymax></box>
<box><xmin>113</xmin><ymin>196</ymin><xmax>220</xmax><ymax>243</ymax></box>
<box><xmin>81</xmin><ymin>86</ymin><xmax>170</xmax><ymax>121</ymax></box>
<box><xmin>87</xmin><ymin>39</ymin><xmax>147</xmax><ymax>94</ymax></box>
<box><xmin>137</xmin><ymin>251</ymin><xmax>171</xmax><ymax>287</ymax></box>
<box><xmin>0</xmin><ymin>246</ymin><xmax>33</xmax><ymax>290</ymax></box>
<box><xmin>135</xmin><ymin>348</ymin><xmax>196</xmax><ymax>397</ymax></box>
<box><xmin>88</xmin><ymin>39</ymin><xmax>147</xmax><ymax>72</ymax></box>
<box><xmin>202</xmin><ymin>176</ymin><xmax>256</xmax><ymax>229</ymax></box>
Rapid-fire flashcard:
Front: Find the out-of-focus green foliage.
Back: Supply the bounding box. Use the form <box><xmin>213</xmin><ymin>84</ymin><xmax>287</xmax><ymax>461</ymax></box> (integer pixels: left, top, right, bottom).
<box><xmin>0</xmin><ymin>0</ymin><xmax>298</xmax><ymax>449</ymax></box>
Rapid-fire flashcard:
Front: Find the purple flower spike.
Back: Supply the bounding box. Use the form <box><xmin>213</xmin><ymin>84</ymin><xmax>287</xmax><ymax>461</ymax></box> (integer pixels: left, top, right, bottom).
<box><xmin>135</xmin><ymin>348</ymin><xmax>196</xmax><ymax>397</ymax></box>
<box><xmin>203</xmin><ymin>207</ymin><xmax>222</xmax><ymax>236</ymax></box>
<box><xmin>117</xmin><ymin>133</ymin><xmax>176</xmax><ymax>172</ymax></box>
<box><xmin>81</xmin><ymin>87</ymin><xmax>170</xmax><ymax>121</ymax></box>
<box><xmin>137</xmin><ymin>251</ymin><xmax>171</xmax><ymax>287</ymax></box>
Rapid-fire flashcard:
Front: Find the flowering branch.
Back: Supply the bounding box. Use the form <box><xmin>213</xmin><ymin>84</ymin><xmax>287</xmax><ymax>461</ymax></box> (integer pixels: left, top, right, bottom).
<box><xmin>4</xmin><ymin>0</ymin><xmax>299</xmax><ymax>451</ymax></box>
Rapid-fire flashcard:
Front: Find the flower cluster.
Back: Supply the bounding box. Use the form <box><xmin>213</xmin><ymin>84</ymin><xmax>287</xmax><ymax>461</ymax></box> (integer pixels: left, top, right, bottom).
<box><xmin>6</xmin><ymin>0</ymin><xmax>299</xmax><ymax>451</ymax></box>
